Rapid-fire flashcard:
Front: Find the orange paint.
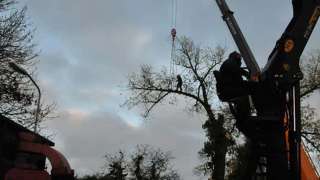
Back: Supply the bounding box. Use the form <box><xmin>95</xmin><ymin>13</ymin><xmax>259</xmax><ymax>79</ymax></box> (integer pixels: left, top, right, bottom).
<box><xmin>301</xmin><ymin>145</ymin><xmax>319</xmax><ymax>180</ymax></box>
<box><xmin>283</xmin><ymin>114</ymin><xmax>319</xmax><ymax>180</ymax></box>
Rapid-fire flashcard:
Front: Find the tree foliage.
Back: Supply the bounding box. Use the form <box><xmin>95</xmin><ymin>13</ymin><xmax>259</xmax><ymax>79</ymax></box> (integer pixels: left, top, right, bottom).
<box><xmin>100</xmin><ymin>145</ymin><xmax>180</xmax><ymax>180</ymax></box>
<box><xmin>104</xmin><ymin>151</ymin><xmax>128</xmax><ymax>180</ymax></box>
<box><xmin>299</xmin><ymin>50</ymin><xmax>320</xmax><ymax>156</ymax></box>
<box><xmin>76</xmin><ymin>174</ymin><xmax>111</xmax><ymax>180</ymax></box>
<box><xmin>194</xmin><ymin>110</ymin><xmax>239</xmax><ymax>179</ymax></box>
<box><xmin>0</xmin><ymin>0</ymin><xmax>53</xmax><ymax>129</ymax></box>
<box><xmin>299</xmin><ymin>50</ymin><xmax>320</xmax><ymax>155</ymax></box>
<box><xmin>300</xmin><ymin>50</ymin><xmax>320</xmax><ymax>98</ymax></box>
<box><xmin>301</xmin><ymin>105</ymin><xmax>320</xmax><ymax>154</ymax></box>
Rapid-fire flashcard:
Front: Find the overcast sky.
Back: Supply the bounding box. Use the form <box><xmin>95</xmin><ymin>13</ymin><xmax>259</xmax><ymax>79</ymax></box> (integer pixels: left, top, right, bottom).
<box><xmin>17</xmin><ymin>0</ymin><xmax>320</xmax><ymax>179</ymax></box>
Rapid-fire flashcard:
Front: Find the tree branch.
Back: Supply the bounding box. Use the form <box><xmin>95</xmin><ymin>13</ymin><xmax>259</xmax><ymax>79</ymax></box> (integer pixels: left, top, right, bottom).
<box><xmin>302</xmin><ymin>134</ymin><xmax>320</xmax><ymax>153</ymax></box>
<box><xmin>131</xmin><ymin>86</ymin><xmax>207</xmax><ymax>108</ymax></box>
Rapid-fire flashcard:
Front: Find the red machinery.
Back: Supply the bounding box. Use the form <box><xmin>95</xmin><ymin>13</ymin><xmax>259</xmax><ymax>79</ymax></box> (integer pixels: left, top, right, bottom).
<box><xmin>0</xmin><ymin>114</ymin><xmax>74</xmax><ymax>180</ymax></box>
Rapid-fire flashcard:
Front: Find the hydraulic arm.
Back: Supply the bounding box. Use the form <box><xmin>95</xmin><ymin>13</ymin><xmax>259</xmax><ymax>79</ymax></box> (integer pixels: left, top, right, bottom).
<box><xmin>263</xmin><ymin>0</ymin><xmax>320</xmax><ymax>81</ymax></box>
<box><xmin>262</xmin><ymin>2</ymin><xmax>320</xmax><ymax>179</ymax></box>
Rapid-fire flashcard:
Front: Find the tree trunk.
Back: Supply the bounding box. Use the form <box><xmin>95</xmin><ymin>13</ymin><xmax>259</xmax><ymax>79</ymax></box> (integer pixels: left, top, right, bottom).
<box><xmin>203</xmin><ymin>110</ymin><xmax>229</xmax><ymax>180</ymax></box>
<box><xmin>212</xmin><ymin>127</ymin><xmax>228</xmax><ymax>180</ymax></box>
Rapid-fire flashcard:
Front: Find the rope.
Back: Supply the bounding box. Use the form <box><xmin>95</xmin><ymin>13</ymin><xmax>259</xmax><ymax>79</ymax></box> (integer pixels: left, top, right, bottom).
<box><xmin>169</xmin><ymin>0</ymin><xmax>178</xmax><ymax>89</ymax></box>
<box><xmin>171</xmin><ymin>40</ymin><xmax>176</xmax><ymax>74</ymax></box>
<box><xmin>171</xmin><ymin>0</ymin><xmax>177</xmax><ymax>28</ymax></box>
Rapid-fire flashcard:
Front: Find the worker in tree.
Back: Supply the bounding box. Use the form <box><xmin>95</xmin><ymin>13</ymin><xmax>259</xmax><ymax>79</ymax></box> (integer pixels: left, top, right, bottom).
<box><xmin>176</xmin><ymin>75</ymin><xmax>183</xmax><ymax>91</ymax></box>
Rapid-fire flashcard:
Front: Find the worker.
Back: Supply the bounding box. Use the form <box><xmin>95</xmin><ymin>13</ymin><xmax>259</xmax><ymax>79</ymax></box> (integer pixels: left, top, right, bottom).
<box><xmin>216</xmin><ymin>51</ymin><xmax>253</xmax><ymax>136</ymax></box>
<box><xmin>176</xmin><ymin>75</ymin><xmax>183</xmax><ymax>91</ymax></box>
<box><xmin>218</xmin><ymin>51</ymin><xmax>250</xmax><ymax>100</ymax></box>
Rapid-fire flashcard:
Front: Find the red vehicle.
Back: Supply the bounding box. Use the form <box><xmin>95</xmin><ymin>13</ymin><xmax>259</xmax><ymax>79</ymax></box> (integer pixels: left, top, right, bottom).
<box><xmin>0</xmin><ymin>114</ymin><xmax>74</xmax><ymax>180</ymax></box>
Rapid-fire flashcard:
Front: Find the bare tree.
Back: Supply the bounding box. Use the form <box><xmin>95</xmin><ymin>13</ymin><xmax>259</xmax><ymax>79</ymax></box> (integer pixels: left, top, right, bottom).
<box><xmin>300</xmin><ymin>50</ymin><xmax>320</xmax><ymax>155</ymax></box>
<box><xmin>125</xmin><ymin>36</ymin><xmax>229</xmax><ymax>179</ymax></box>
<box><xmin>194</xmin><ymin>111</ymin><xmax>238</xmax><ymax>179</ymax></box>
<box><xmin>137</xmin><ymin>145</ymin><xmax>179</xmax><ymax>180</ymax></box>
<box><xmin>300</xmin><ymin>50</ymin><xmax>320</xmax><ymax>98</ymax></box>
<box><xmin>0</xmin><ymin>0</ymin><xmax>54</xmax><ymax>129</ymax></box>
<box><xmin>301</xmin><ymin>105</ymin><xmax>320</xmax><ymax>153</ymax></box>
<box><xmin>130</xmin><ymin>145</ymin><xmax>148</xmax><ymax>180</ymax></box>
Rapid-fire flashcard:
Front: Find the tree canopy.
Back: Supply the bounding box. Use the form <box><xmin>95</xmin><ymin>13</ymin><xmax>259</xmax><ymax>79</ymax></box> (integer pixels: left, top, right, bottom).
<box><xmin>77</xmin><ymin>145</ymin><xmax>180</xmax><ymax>180</ymax></box>
<box><xmin>0</xmin><ymin>0</ymin><xmax>53</xmax><ymax>129</ymax></box>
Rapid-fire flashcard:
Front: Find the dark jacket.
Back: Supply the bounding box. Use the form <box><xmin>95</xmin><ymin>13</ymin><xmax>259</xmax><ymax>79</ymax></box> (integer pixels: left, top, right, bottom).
<box><xmin>219</xmin><ymin>54</ymin><xmax>247</xmax><ymax>85</ymax></box>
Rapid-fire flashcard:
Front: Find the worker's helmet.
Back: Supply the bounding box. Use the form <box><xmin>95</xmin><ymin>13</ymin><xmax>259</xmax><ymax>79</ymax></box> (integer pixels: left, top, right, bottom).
<box><xmin>229</xmin><ymin>51</ymin><xmax>242</xmax><ymax>61</ymax></box>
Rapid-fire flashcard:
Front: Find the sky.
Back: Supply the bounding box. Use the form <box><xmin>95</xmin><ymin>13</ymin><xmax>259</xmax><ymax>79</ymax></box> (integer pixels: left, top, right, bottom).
<box><xmin>16</xmin><ymin>0</ymin><xmax>320</xmax><ymax>179</ymax></box>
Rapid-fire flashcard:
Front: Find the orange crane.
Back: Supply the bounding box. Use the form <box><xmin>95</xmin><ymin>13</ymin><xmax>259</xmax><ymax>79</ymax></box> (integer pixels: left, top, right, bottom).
<box><xmin>214</xmin><ymin>0</ymin><xmax>320</xmax><ymax>179</ymax></box>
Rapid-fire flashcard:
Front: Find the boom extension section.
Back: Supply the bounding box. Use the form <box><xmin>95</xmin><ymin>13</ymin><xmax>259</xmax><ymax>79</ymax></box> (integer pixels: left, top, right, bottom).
<box><xmin>215</xmin><ymin>0</ymin><xmax>260</xmax><ymax>79</ymax></box>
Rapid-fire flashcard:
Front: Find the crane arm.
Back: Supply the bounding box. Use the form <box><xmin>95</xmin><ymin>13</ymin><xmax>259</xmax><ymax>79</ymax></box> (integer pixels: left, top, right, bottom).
<box><xmin>214</xmin><ymin>0</ymin><xmax>260</xmax><ymax>80</ymax></box>
<box><xmin>263</xmin><ymin>0</ymin><xmax>320</xmax><ymax>84</ymax></box>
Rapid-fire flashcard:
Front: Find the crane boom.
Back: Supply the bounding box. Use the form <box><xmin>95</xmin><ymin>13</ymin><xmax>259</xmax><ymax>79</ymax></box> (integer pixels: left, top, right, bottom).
<box><xmin>215</xmin><ymin>0</ymin><xmax>260</xmax><ymax>79</ymax></box>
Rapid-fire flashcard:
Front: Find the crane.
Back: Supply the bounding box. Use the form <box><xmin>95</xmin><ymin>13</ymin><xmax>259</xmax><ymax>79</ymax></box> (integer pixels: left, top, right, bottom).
<box><xmin>214</xmin><ymin>0</ymin><xmax>320</xmax><ymax>179</ymax></box>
